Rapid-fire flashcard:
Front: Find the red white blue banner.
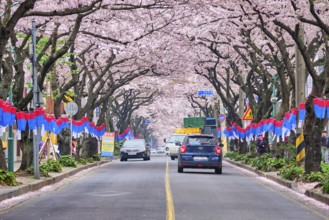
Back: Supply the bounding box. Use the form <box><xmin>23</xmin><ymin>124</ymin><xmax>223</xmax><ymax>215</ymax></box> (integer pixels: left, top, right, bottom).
<box><xmin>0</xmin><ymin>99</ymin><xmax>105</xmax><ymax>137</ymax></box>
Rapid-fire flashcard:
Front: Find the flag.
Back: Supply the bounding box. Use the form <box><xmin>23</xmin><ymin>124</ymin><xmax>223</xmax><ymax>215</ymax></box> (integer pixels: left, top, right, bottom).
<box><xmin>16</xmin><ymin>112</ymin><xmax>27</xmax><ymax>131</ymax></box>
<box><xmin>313</xmin><ymin>98</ymin><xmax>326</xmax><ymax>118</ymax></box>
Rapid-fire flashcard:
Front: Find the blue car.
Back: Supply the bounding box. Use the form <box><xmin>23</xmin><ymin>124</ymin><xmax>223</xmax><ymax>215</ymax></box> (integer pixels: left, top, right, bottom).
<box><xmin>177</xmin><ymin>134</ymin><xmax>222</xmax><ymax>174</ymax></box>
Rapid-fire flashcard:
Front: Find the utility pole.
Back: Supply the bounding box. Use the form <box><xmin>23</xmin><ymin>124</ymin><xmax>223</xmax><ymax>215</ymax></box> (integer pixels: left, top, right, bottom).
<box><xmin>295</xmin><ymin>24</ymin><xmax>306</xmax><ymax>165</ymax></box>
<box><xmin>295</xmin><ymin>27</ymin><xmax>306</xmax><ymax>133</ymax></box>
<box><xmin>8</xmin><ymin>85</ymin><xmax>14</xmax><ymax>172</ymax></box>
<box><xmin>31</xmin><ymin>20</ymin><xmax>40</xmax><ymax>179</ymax></box>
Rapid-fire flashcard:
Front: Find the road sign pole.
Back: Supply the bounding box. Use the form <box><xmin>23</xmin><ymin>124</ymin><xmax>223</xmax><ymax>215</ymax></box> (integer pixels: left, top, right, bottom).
<box><xmin>70</xmin><ymin>106</ymin><xmax>73</xmax><ymax>157</ymax></box>
<box><xmin>32</xmin><ymin>20</ymin><xmax>40</xmax><ymax>179</ymax></box>
<box><xmin>64</xmin><ymin>102</ymin><xmax>78</xmax><ymax>157</ymax></box>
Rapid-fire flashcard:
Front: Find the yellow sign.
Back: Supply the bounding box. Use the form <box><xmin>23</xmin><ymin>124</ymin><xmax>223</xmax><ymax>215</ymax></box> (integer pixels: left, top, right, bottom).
<box><xmin>243</xmin><ymin>107</ymin><xmax>254</xmax><ymax>120</ymax></box>
<box><xmin>174</xmin><ymin>127</ymin><xmax>201</xmax><ymax>134</ymax></box>
<box><xmin>42</xmin><ymin>132</ymin><xmax>57</xmax><ymax>144</ymax></box>
<box><xmin>101</xmin><ymin>132</ymin><xmax>115</xmax><ymax>157</ymax></box>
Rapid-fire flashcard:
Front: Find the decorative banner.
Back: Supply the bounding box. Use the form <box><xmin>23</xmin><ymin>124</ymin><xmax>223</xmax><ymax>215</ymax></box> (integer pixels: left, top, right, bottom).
<box><xmin>116</xmin><ymin>127</ymin><xmax>134</xmax><ymax>141</ymax></box>
<box><xmin>298</xmin><ymin>102</ymin><xmax>306</xmax><ymax>128</ymax></box>
<box><xmin>217</xmin><ymin>127</ymin><xmax>222</xmax><ymax>138</ymax></box>
<box><xmin>313</xmin><ymin>98</ymin><xmax>326</xmax><ymax>118</ymax></box>
<box><xmin>0</xmin><ymin>99</ymin><xmax>106</xmax><ymax>138</ymax></box>
<box><xmin>223</xmin><ymin>101</ymin><xmax>310</xmax><ymax>141</ymax></box>
<box><xmin>101</xmin><ymin>132</ymin><xmax>115</xmax><ymax>157</ymax></box>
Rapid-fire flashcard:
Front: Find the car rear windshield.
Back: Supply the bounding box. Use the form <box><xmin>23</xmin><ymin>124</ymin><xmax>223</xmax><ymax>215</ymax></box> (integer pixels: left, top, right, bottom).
<box><xmin>168</xmin><ymin>135</ymin><xmax>186</xmax><ymax>143</ymax></box>
<box><xmin>123</xmin><ymin>140</ymin><xmax>145</xmax><ymax>148</ymax></box>
<box><xmin>187</xmin><ymin>136</ymin><xmax>216</xmax><ymax>146</ymax></box>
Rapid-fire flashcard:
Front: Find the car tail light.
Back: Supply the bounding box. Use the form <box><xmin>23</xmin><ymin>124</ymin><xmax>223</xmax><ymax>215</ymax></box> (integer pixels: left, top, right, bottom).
<box><xmin>215</xmin><ymin>146</ymin><xmax>221</xmax><ymax>155</ymax></box>
<box><xmin>180</xmin><ymin>145</ymin><xmax>187</xmax><ymax>154</ymax></box>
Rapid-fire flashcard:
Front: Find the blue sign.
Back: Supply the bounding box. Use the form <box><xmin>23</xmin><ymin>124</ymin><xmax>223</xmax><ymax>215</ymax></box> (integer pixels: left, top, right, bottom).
<box><xmin>197</xmin><ymin>90</ymin><xmax>214</xmax><ymax>96</ymax></box>
<box><xmin>144</xmin><ymin>120</ymin><xmax>151</xmax><ymax>124</ymax></box>
<box><xmin>219</xmin><ymin>114</ymin><xmax>226</xmax><ymax>122</ymax></box>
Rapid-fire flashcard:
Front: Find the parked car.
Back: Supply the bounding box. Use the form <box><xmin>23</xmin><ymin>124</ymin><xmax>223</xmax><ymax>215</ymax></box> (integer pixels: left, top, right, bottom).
<box><xmin>164</xmin><ymin>134</ymin><xmax>187</xmax><ymax>160</ymax></box>
<box><xmin>157</xmin><ymin>147</ymin><xmax>166</xmax><ymax>154</ymax></box>
<box><xmin>120</xmin><ymin>139</ymin><xmax>151</xmax><ymax>161</ymax></box>
<box><xmin>177</xmin><ymin>134</ymin><xmax>222</xmax><ymax>174</ymax></box>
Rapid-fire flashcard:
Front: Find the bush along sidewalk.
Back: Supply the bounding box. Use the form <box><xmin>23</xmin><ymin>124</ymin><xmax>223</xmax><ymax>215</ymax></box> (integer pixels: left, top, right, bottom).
<box><xmin>224</xmin><ymin>152</ymin><xmax>329</xmax><ymax>194</ymax></box>
<box><xmin>24</xmin><ymin>153</ymin><xmax>102</xmax><ymax>178</ymax></box>
<box><xmin>0</xmin><ymin>169</ymin><xmax>20</xmax><ymax>186</ymax></box>
<box><xmin>0</xmin><ymin>149</ymin><xmax>83</xmax><ymax>186</ymax></box>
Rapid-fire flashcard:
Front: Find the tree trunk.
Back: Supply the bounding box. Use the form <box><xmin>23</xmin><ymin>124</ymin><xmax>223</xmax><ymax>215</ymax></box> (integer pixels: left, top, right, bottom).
<box><xmin>57</xmin><ymin>129</ymin><xmax>71</xmax><ymax>155</ymax></box>
<box><xmin>239</xmin><ymin>139</ymin><xmax>248</xmax><ymax>154</ymax></box>
<box><xmin>80</xmin><ymin>135</ymin><xmax>98</xmax><ymax>158</ymax></box>
<box><xmin>18</xmin><ymin>132</ymin><xmax>33</xmax><ymax>171</ymax></box>
<box><xmin>303</xmin><ymin>97</ymin><xmax>326</xmax><ymax>173</ymax></box>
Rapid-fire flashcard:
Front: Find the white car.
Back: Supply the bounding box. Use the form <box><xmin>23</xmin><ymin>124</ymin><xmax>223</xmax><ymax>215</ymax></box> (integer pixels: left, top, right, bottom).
<box><xmin>164</xmin><ymin>134</ymin><xmax>187</xmax><ymax>160</ymax></box>
<box><xmin>157</xmin><ymin>148</ymin><xmax>166</xmax><ymax>154</ymax></box>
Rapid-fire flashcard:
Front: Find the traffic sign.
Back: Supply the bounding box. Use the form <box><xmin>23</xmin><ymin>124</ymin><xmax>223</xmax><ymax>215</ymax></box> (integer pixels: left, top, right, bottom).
<box><xmin>64</xmin><ymin>102</ymin><xmax>78</xmax><ymax>116</ymax></box>
<box><xmin>144</xmin><ymin>120</ymin><xmax>151</xmax><ymax>124</ymax></box>
<box><xmin>243</xmin><ymin>107</ymin><xmax>253</xmax><ymax>120</ymax></box>
<box><xmin>219</xmin><ymin>114</ymin><xmax>226</xmax><ymax>122</ymax></box>
<box><xmin>197</xmin><ymin>90</ymin><xmax>214</xmax><ymax>96</ymax></box>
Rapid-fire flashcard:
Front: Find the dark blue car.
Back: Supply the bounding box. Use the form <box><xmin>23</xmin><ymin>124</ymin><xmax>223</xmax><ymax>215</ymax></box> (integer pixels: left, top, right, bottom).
<box><xmin>177</xmin><ymin>134</ymin><xmax>222</xmax><ymax>174</ymax></box>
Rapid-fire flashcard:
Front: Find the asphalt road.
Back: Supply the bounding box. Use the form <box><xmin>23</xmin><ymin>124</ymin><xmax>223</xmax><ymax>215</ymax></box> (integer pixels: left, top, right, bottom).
<box><xmin>0</xmin><ymin>155</ymin><xmax>329</xmax><ymax>220</ymax></box>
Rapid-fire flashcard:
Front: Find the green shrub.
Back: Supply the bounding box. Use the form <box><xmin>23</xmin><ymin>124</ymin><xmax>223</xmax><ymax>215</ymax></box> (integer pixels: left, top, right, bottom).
<box><xmin>27</xmin><ymin>166</ymin><xmax>49</xmax><ymax>177</ymax></box>
<box><xmin>321</xmin><ymin>162</ymin><xmax>329</xmax><ymax>173</ymax></box>
<box><xmin>78</xmin><ymin>158</ymin><xmax>87</xmax><ymax>165</ymax></box>
<box><xmin>40</xmin><ymin>159</ymin><xmax>62</xmax><ymax>173</ymax></box>
<box><xmin>86</xmin><ymin>158</ymin><xmax>94</xmax><ymax>163</ymax></box>
<box><xmin>250</xmin><ymin>153</ymin><xmax>272</xmax><ymax>171</ymax></box>
<box><xmin>93</xmin><ymin>154</ymin><xmax>101</xmax><ymax>161</ymax></box>
<box><xmin>322</xmin><ymin>176</ymin><xmax>329</xmax><ymax>194</ymax></box>
<box><xmin>279</xmin><ymin>164</ymin><xmax>304</xmax><ymax>181</ymax></box>
<box><xmin>242</xmin><ymin>153</ymin><xmax>256</xmax><ymax>164</ymax></box>
<box><xmin>268</xmin><ymin>158</ymin><xmax>287</xmax><ymax>170</ymax></box>
<box><xmin>59</xmin><ymin>156</ymin><xmax>77</xmax><ymax>167</ymax></box>
<box><xmin>0</xmin><ymin>169</ymin><xmax>19</xmax><ymax>186</ymax></box>
<box><xmin>224</xmin><ymin>151</ymin><xmax>238</xmax><ymax>160</ymax></box>
<box><xmin>304</xmin><ymin>172</ymin><xmax>325</xmax><ymax>182</ymax></box>
<box><xmin>114</xmin><ymin>141</ymin><xmax>122</xmax><ymax>156</ymax></box>
<box><xmin>235</xmin><ymin>154</ymin><xmax>245</xmax><ymax>161</ymax></box>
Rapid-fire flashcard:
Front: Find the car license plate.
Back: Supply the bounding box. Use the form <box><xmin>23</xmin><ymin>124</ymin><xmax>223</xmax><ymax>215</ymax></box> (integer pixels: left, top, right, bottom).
<box><xmin>128</xmin><ymin>152</ymin><xmax>136</xmax><ymax>155</ymax></box>
<box><xmin>194</xmin><ymin>156</ymin><xmax>207</xmax><ymax>161</ymax></box>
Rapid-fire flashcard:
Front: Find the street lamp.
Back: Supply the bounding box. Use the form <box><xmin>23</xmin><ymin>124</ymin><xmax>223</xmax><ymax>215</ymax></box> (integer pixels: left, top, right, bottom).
<box><xmin>270</xmin><ymin>74</ymin><xmax>279</xmax><ymax>145</ymax></box>
<box><xmin>271</xmin><ymin>74</ymin><xmax>279</xmax><ymax>118</ymax></box>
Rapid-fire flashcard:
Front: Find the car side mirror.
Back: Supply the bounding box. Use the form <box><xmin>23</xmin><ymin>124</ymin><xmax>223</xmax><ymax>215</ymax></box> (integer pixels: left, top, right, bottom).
<box><xmin>164</xmin><ymin>138</ymin><xmax>166</xmax><ymax>143</ymax></box>
<box><xmin>175</xmin><ymin>142</ymin><xmax>181</xmax><ymax>146</ymax></box>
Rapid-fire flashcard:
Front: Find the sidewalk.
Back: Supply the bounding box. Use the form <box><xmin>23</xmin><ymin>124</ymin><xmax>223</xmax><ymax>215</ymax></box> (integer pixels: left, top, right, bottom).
<box><xmin>0</xmin><ymin>158</ymin><xmax>112</xmax><ymax>203</ymax></box>
<box><xmin>225</xmin><ymin>159</ymin><xmax>329</xmax><ymax>206</ymax></box>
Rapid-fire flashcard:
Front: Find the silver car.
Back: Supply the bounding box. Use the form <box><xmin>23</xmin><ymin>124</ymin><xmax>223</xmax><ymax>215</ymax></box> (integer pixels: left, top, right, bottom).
<box><xmin>120</xmin><ymin>139</ymin><xmax>151</xmax><ymax>161</ymax></box>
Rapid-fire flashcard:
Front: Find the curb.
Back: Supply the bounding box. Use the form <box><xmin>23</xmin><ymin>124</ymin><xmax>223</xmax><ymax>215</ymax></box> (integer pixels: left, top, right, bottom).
<box><xmin>305</xmin><ymin>189</ymin><xmax>329</xmax><ymax>205</ymax></box>
<box><xmin>224</xmin><ymin>159</ymin><xmax>329</xmax><ymax>206</ymax></box>
<box><xmin>0</xmin><ymin>160</ymin><xmax>110</xmax><ymax>203</ymax></box>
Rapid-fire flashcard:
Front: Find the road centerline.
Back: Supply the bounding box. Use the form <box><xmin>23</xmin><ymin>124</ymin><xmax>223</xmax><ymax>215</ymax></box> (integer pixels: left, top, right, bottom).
<box><xmin>165</xmin><ymin>160</ymin><xmax>175</xmax><ymax>220</ymax></box>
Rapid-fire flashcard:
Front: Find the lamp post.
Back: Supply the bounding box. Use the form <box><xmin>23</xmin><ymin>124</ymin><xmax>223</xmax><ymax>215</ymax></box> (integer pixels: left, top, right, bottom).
<box><xmin>7</xmin><ymin>85</ymin><xmax>14</xmax><ymax>172</ymax></box>
<box><xmin>31</xmin><ymin>20</ymin><xmax>40</xmax><ymax>179</ymax></box>
<box><xmin>270</xmin><ymin>74</ymin><xmax>279</xmax><ymax>145</ymax></box>
<box><xmin>271</xmin><ymin>74</ymin><xmax>279</xmax><ymax>118</ymax></box>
